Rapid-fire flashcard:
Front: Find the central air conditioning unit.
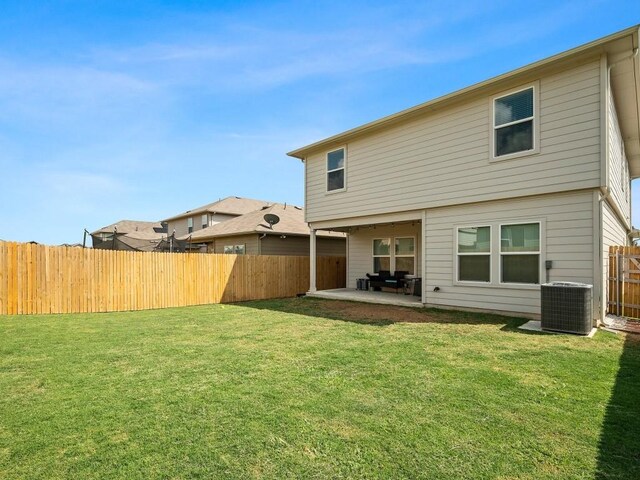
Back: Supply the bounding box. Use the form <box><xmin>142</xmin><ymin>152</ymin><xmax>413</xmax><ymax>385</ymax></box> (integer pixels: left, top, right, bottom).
<box><xmin>541</xmin><ymin>282</ymin><xmax>593</xmax><ymax>335</ymax></box>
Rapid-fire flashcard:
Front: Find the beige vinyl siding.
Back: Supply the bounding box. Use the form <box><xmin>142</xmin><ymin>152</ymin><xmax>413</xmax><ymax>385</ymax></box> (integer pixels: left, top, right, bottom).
<box><xmin>305</xmin><ymin>59</ymin><xmax>601</xmax><ymax>223</ymax></box>
<box><xmin>209</xmin><ymin>234</ymin><xmax>260</xmax><ymax>255</ymax></box>
<box><xmin>167</xmin><ymin>219</ymin><xmax>188</xmax><ymax>238</ymax></box>
<box><xmin>424</xmin><ymin>191</ymin><xmax>595</xmax><ymax>318</ymax></box>
<box><xmin>261</xmin><ymin>235</ymin><xmax>345</xmax><ymax>256</ymax></box>
<box><xmin>347</xmin><ymin>223</ymin><xmax>421</xmax><ymax>289</ymax></box>
<box><xmin>607</xmin><ymin>87</ymin><xmax>631</xmax><ymax>224</ymax></box>
<box><xmin>601</xmin><ymin>199</ymin><xmax>628</xmax><ymax>317</ymax></box>
<box><xmin>169</xmin><ymin>213</ymin><xmax>238</xmax><ymax>237</ymax></box>
<box><xmin>210</xmin><ymin>213</ymin><xmax>237</xmax><ymax>225</ymax></box>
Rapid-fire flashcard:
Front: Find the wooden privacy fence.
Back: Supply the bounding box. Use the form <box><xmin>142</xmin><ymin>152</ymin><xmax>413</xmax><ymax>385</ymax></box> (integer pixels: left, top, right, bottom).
<box><xmin>608</xmin><ymin>245</ymin><xmax>640</xmax><ymax>319</ymax></box>
<box><xmin>0</xmin><ymin>241</ymin><xmax>346</xmax><ymax>315</ymax></box>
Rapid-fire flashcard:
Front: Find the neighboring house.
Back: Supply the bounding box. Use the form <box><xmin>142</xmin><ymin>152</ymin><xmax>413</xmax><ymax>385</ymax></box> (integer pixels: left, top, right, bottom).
<box><xmin>288</xmin><ymin>26</ymin><xmax>640</xmax><ymax>322</ymax></box>
<box><xmin>182</xmin><ymin>203</ymin><xmax>346</xmax><ymax>256</ymax></box>
<box><xmin>162</xmin><ymin>196</ymin><xmax>273</xmax><ymax>238</ymax></box>
<box><xmin>90</xmin><ymin>220</ymin><xmax>168</xmax><ymax>252</ymax></box>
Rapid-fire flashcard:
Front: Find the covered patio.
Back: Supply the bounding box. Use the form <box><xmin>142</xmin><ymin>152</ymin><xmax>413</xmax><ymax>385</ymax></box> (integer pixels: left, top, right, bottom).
<box><xmin>308</xmin><ymin>288</ymin><xmax>423</xmax><ymax>308</ymax></box>
<box><xmin>309</xmin><ymin>212</ymin><xmax>425</xmax><ymax>305</ymax></box>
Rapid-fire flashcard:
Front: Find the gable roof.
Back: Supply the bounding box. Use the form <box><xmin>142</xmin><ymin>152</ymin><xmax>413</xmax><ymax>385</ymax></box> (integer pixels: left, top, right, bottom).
<box><xmin>287</xmin><ymin>26</ymin><xmax>640</xmax><ymax>177</ymax></box>
<box><xmin>162</xmin><ymin>196</ymin><xmax>274</xmax><ymax>222</ymax></box>
<box><xmin>182</xmin><ymin>204</ymin><xmax>344</xmax><ymax>241</ymax></box>
<box><xmin>91</xmin><ymin>220</ymin><xmax>164</xmax><ymax>236</ymax></box>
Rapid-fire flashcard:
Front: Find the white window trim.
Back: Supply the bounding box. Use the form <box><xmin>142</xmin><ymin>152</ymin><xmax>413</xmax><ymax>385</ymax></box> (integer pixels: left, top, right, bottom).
<box><xmin>201</xmin><ymin>214</ymin><xmax>208</xmax><ymax>229</ymax></box>
<box><xmin>499</xmin><ymin>221</ymin><xmax>542</xmax><ymax>286</ymax></box>
<box><xmin>187</xmin><ymin>217</ymin><xmax>194</xmax><ymax>234</ymax></box>
<box><xmin>326</xmin><ymin>146</ymin><xmax>347</xmax><ymax>194</ymax></box>
<box><xmin>490</xmin><ymin>82</ymin><xmax>540</xmax><ymax>162</ymax></box>
<box><xmin>452</xmin><ymin>219</ymin><xmax>545</xmax><ymax>290</ymax></box>
<box><xmin>372</xmin><ymin>237</ymin><xmax>391</xmax><ymax>273</ymax></box>
<box><xmin>394</xmin><ymin>236</ymin><xmax>417</xmax><ymax>275</ymax></box>
<box><xmin>455</xmin><ymin>225</ymin><xmax>492</xmax><ymax>284</ymax></box>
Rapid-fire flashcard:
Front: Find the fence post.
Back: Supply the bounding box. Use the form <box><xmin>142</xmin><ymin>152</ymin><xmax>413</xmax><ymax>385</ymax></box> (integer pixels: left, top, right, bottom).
<box><xmin>617</xmin><ymin>249</ymin><xmax>621</xmax><ymax>316</ymax></box>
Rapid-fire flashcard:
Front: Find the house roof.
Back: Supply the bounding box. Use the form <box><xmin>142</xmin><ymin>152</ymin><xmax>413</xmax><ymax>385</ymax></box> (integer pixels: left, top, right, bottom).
<box><xmin>161</xmin><ymin>196</ymin><xmax>274</xmax><ymax>222</ymax></box>
<box><xmin>181</xmin><ymin>204</ymin><xmax>345</xmax><ymax>241</ymax></box>
<box><xmin>91</xmin><ymin>220</ymin><xmax>164</xmax><ymax>236</ymax></box>
<box><xmin>287</xmin><ymin>26</ymin><xmax>640</xmax><ymax>177</ymax></box>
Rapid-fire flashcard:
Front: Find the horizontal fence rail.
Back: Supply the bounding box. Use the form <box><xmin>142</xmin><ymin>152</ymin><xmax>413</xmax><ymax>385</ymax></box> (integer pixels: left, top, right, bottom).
<box><xmin>0</xmin><ymin>242</ymin><xmax>345</xmax><ymax>315</ymax></box>
<box><xmin>608</xmin><ymin>245</ymin><xmax>640</xmax><ymax>320</ymax></box>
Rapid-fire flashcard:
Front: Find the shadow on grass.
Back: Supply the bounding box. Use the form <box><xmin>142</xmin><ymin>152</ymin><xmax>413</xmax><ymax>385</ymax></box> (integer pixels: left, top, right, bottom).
<box><xmin>239</xmin><ymin>296</ymin><xmax>525</xmax><ymax>328</ymax></box>
<box><xmin>596</xmin><ymin>333</ymin><xmax>640</xmax><ymax>479</ymax></box>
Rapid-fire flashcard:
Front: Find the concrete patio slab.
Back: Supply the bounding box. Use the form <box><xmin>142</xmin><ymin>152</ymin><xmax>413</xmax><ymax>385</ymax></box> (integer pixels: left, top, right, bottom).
<box><xmin>308</xmin><ymin>288</ymin><xmax>423</xmax><ymax>308</ymax></box>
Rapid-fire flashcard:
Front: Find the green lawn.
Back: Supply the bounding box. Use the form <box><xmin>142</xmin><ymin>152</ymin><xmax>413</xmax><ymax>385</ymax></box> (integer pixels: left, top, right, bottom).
<box><xmin>0</xmin><ymin>298</ymin><xmax>638</xmax><ymax>479</ymax></box>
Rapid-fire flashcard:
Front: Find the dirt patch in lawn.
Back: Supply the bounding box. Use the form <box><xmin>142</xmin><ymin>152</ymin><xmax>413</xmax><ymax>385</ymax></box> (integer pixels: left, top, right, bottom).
<box><xmin>315</xmin><ymin>300</ymin><xmax>454</xmax><ymax>324</ymax></box>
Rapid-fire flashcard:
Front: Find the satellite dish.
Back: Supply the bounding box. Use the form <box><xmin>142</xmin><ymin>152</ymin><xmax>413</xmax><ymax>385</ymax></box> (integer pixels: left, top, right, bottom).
<box><xmin>263</xmin><ymin>214</ymin><xmax>280</xmax><ymax>229</ymax></box>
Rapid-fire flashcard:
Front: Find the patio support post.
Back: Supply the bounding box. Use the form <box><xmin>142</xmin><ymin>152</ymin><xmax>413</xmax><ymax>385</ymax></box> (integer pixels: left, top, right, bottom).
<box><xmin>309</xmin><ymin>229</ymin><xmax>317</xmax><ymax>293</ymax></box>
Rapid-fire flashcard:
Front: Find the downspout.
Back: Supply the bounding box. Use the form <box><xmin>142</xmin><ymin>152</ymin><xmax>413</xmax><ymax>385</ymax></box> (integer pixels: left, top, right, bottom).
<box><xmin>259</xmin><ymin>233</ymin><xmax>267</xmax><ymax>255</ymax></box>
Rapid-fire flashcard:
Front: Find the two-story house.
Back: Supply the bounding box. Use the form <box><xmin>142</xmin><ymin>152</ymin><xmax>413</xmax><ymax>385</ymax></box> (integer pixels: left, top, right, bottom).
<box><xmin>181</xmin><ymin>203</ymin><xmax>346</xmax><ymax>256</ymax></box>
<box><xmin>162</xmin><ymin>196</ymin><xmax>273</xmax><ymax>237</ymax></box>
<box><xmin>288</xmin><ymin>26</ymin><xmax>640</xmax><ymax>322</ymax></box>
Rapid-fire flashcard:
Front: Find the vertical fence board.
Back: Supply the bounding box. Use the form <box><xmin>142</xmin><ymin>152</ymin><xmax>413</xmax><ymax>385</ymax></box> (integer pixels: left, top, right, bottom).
<box><xmin>608</xmin><ymin>245</ymin><xmax>640</xmax><ymax>320</ymax></box>
<box><xmin>0</xmin><ymin>241</ymin><xmax>346</xmax><ymax>315</ymax></box>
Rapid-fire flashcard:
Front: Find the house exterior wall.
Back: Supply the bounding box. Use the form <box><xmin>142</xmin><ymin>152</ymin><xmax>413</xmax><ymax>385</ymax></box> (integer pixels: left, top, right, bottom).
<box><xmin>205</xmin><ymin>234</ymin><xmax>345</xmax><ymax>256</ymax></box>
<box><xmin>347</xmin><ymin>222</ymin><xmax>422</xmax><ymax>289</ymax></box>
<box><xmin>210</xmin><ymin>213</ymin><xmax>237</xmax><ymax>225</ymax></box>
<box><xmin>208</xmin><ymin>234</ymin><xmax>260</xmax><ymax>254</ymax></box>
<box><xmin>304</xmin><ymin>59</ymin><xmax>602</xmax><ymax>223</ymax></box>
<box><xmin>168</xmin><ymin>213</ymin><xmax>238</xmax><ymax>237</ymax></box>
<box><xmin>261</xmin><ymin>235</ymin><xmax>345</xmax><ymax>256</ymax></box>
<box><xmin>423</xmin><ymin>191</ymin><xmax>595</xmax><ymax>318</ymax></box>
<box><xmin>607</xmin><ymin>87</ymin><xmax>631</xmax><ymax>225</ymax></box>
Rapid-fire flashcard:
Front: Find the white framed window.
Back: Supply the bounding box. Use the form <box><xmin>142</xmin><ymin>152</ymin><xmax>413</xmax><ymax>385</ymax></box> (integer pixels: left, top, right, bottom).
<box><xmin>326</xmin><ymin>147</ymin><xmax>346</xmax><ymax>192</ymax></box>
<box><xmin>492</xmin><ymin>85</ymin><xmax>538</xmax><ymax>159</ymax></box>
<box><xmin>201</xmin><ymin>214</ymin><xmax>208</xmax><ymax>229</ymax></box>
<box><xmin>500</xmin><ymin>222</ymin><xmax>540</xmax><ymax>284</ymax></box>
<box><xmin>372</xmin><ymin>238</ymin><xmax>391</xmax><ymax>273</ymax></box>
<box><xmin>187</xmin><ymin>217</ymin><xmax>193</xmax><ymax>234</ymax></box>
<box><xmin>223</xmin><ymin>244</ymin><xmax>246</xmax><ymax>255</ymax></box>
<box><xmin>457</xmin><ymin>226</ymin><xmax>491</xmax><ymax>283</ymax></box>
<box><xmin>394</xmin><ymin>237</ymin><xmax>415</xmax><ymax>275</ymax></box>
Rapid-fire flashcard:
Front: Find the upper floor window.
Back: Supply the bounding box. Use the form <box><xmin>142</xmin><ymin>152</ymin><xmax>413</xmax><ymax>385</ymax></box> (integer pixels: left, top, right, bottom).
<box><xmin>201</xmin><ymin>214</ymin><xmax>208</xmax><ymax>229</ymax></box>
<box><xmin>187</xmin><ymin>217</ymin><xmax>193</xmax><ymax>234</ymax></box>
<box><xmin>327</xmin><ymin>147</ymin><xmax>345</xmax><ymax>192</ymax></box>
<box><xmin>493</xmin><ymin>86</ymin><xmax>535</xmax><ymax>158</ymax></box>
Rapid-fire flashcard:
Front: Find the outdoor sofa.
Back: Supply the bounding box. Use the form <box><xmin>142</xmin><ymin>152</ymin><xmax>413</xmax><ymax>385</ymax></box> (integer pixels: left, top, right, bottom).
<box><xmin>366</xmin><ymin>270</ymin><xmax>409</xmax><ymax>293</ymax></box>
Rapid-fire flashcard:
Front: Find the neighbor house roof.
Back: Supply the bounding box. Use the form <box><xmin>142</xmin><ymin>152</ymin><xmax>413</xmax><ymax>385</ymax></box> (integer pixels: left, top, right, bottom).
<box><xmin>91</xmin><ymin>220</ymin><xmax>164</xmax><ymax>236</ymax></box>
<box><xmin>287</xmin><ymin>26</ymin><xmax>640</xmax><ymax>177</ymax></box>
<box><xmin>181</xmin><ymin>204</ymin><xmax>344</xmax><ymax>241</ymax></box>
<box><xmin>162</xmin><ymin>196</ymin><xmax>274</xmax><ymax>222</ymax></box>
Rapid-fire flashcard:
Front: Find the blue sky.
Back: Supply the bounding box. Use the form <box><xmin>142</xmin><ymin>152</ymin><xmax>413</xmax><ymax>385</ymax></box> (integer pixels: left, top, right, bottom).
<box><xmin>0</xmin><ymin>1</ymin><xmax>639</xmax><ymax>244</ymax></box>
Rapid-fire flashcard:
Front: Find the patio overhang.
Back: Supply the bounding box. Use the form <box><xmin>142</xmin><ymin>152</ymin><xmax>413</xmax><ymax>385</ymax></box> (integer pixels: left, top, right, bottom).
<box><xmin>308</xmin><ymin>210</ymin><xmax>422</xmax><ymax>232</ymax></box>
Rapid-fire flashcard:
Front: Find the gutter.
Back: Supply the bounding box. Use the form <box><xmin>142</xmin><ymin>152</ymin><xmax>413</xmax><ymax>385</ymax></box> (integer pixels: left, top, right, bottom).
<box><xmin>599</xmin><ymin>46</ymin><xmax>638</xmax><ymax>232</ymax></box>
